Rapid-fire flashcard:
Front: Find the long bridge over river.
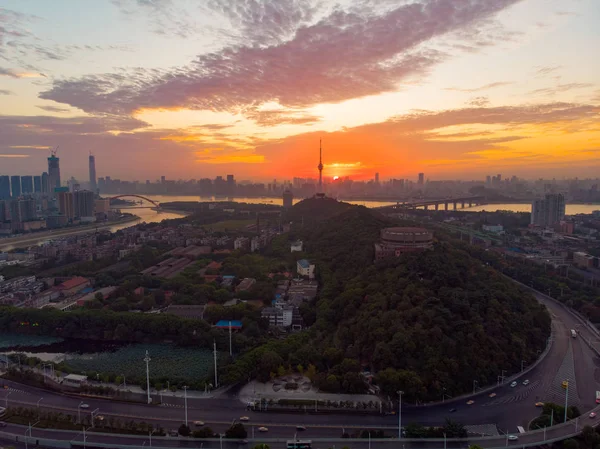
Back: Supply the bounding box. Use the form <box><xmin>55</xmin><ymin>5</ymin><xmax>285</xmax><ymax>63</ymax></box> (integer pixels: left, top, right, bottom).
<box><xmin>376</xmin><ymin>195</ymin><xmax>486</xmax><ymax>212</ymax></box>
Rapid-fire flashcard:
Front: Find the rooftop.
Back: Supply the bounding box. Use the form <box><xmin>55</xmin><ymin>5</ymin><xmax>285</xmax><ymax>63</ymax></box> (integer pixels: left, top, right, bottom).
<box><xmin>297</xmin><ymin>259</ymin><xmax>311</xmax><ymax>269</ymax></box>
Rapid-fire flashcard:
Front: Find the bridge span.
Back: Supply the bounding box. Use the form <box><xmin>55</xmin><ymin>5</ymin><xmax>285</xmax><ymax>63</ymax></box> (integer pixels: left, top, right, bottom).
<box><xmin>109</xmin><ymin>194</ymin><xmax>161</xmax><ymax>209</ymax></box>
<box><xmin>376</xmin><ymin>195</ymin><xmax>486</xmax><ymax>211</ymax></box>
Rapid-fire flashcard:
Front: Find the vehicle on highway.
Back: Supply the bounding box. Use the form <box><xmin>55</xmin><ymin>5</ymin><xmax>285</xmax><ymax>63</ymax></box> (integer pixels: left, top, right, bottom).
<box><xmin>193</xmin><ymin>421</ymin><xmax>204</xmax><ymax>426</ymax></box>
<box><xmin>385</xmin><ymin>411</ymin><xmax>396</xmax><ymax>415</ymax></box>
<box><xmin>466</xmin><ymin>400</ymin><xmax>474</xmax><ymax>405</ymax></box>
<box><xmin>449</xmin><ymin>408</ymin><xmax>457</xmax><ymax>413</ymax></box>
<box><xmin>80</xmin><ymin>403</ymin><xmax>89</xmax><ymax>409</ymax></box>
<box><xmin>535</xmin><ymin>402</ymin><xmax>544</xmax><ymax>407</ymax></box>
<box><xmin>596</xmin><ymin>391</ymin><xmax>600</xmax><ymax>404</ymax></box>
<box><xmin>169</xmin><ymin>430</ymin><xmax>178</xmax><ymax>437</ymax></box>
<box><xmin>517</xmin><ymin>426</ymin><xmax>526</xmax><ymax>434</ymax></box>
<box><xmin>296</xmin><ymin>426</ymin><xmax>307</xmax><ymax>431</ymax></box>
<box><xmin>489</xmin><ymin>393</ymin><xmax>497</xmax><ymax>398</ymax></box>
<box><xmin>95</xmin><ymin>415</ymin><xmax>105</xmax><ymax>421</ymax></box>
<box><xmin>590</xmin><ymin>412</ymin><xmax>597</xmax><ymax>418</ymax></box>
<box><xmin>571</xmin><ymin>329</ymin><xmax>577</xmax><ymax>338</ymax></box>
<box><xmin>510</xmin><ymin>381</ymin><xmax>517</xmax><ymax>387</ymax></box>
<box><xmin>258</xmin><ymin>427</ymin><xmax>268</xmax><ymax>432</ymax></box>
<box><xmin>240</xmin><ymin>416</ymin><xmax>250</xmax><ymax>421</ymax></box>
<box><xmin>523</xmin><ymin>379</ymin><xmax>530</xmax><ymax>386</ymax></box>
<box><xmin>287</xmin><ymin>440</ymin><xmax>312</xmax><ymax>449</ymax></box>
<box><xmin>508</xmin><ymin>435</ymin><xmax>518</xmax><ymax>441</ymax></box>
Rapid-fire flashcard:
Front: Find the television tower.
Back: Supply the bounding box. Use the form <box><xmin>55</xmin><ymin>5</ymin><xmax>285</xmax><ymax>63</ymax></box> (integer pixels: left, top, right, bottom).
<box><xmin>318</xmin><ymin>139</ymin><xmax>323</xmax><ymax>193</ymax></box>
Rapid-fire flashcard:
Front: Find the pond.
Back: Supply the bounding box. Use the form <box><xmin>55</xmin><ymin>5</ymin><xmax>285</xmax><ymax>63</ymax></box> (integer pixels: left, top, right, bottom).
<box><xmin>0</xmin><ymin>333</ymin><xmax>216</xmax><ymax>382</ymax></box>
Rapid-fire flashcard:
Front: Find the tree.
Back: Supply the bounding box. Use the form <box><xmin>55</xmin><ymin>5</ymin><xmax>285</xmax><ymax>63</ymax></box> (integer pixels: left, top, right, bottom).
<box><xmin>563</xmin><ymin>439</ymin><xmax>579</xmax><ymax>449</ymax></box>
<box><xmin>178</xmin><ymin>424</ymin><xmax>191</xmax><ymax>437</ymax></box>
<box><xmin>253</xmin><ymin>445</ymin><xmax>270</xmax><ymax>449</ymax></box>
<box><xmin>225</xmin><ymin>423</ymin><xmax>247</xmax><ymax>439</ymax></box>
<box><xmin>469</xmin><ymin>445</ymin><xmax>484</xmax><ymax>449</ymax></box>
<box><xmin>193</xmin><ymin>427</ymin><xmax>214</xmax><ymax>438</ymax></box>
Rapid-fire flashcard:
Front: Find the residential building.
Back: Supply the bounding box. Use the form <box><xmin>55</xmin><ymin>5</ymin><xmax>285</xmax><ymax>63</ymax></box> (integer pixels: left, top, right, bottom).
<box><xmin>418</xmin><ymin>173</ymin><xmax>424</xmax><ymax>185</ymax></box>
<box><xmin>531</xmin><ymin>193</ymin><xmax>565</xmax><ymax>228</ymax></box>
<box><xmin>236</xmin><ymin>277</ymin><xmax>256</xmax><ymax>292</ymax></box>
<box><xmin>74</xmin><ymin>190</ymin><xmax>95</xmax><ymax>220</ymax></box>
<box><xmin>57</xmin><ymin>277</ymin><xmax>91</xmax><ymax>296</ymax></box>
<box><xmin>297</xmin><ymin>259</ymin><xmax>315</xmax><ymax>279</ymax></box>
<box><xmin>89</xmin><ymin>154</ymin><xmax>97</xmax><ymax>192</ymax></box>
<box><xmin>234</xmin><ymin>237</ymin><xmax>250</xmax><ymax>250</ymax></box>
<box><xmin>374</xmin><ymin>227</ymin><xmax>434</xmax><ymax>260</ymax></box>
<box><xmin>10</xmin><ymin>176</ymin><xmax>21</xmax><ymax>198</ymax></box>
<box><xmin>573</xmin><ymin>252</ymin><xmax>599</xmax><ymax>269</ymax></box>
<box><xmin>283</xmin><ymin>189</ymin><xmax>293</xmax><ymax>209</ymax></box>
<box><xmin>482</xmin><ymin>224</ymin><xmax>504</xmax><ymax>234</ymax></box>
<box><xmin>34</xmin><ymin>176</ymin><xmax>42</xmax><ymax>193</ymax></box>
<box><xmin>21</xmin><ymin>176</ymin><xmax>33</xmax><ymax>194</ymax></box>
<box><xmin>261</xmin><ymin>306</ymin><xmax>294</xmax><ymax>327</ymax></box>
<box><xmin>290</xmin><ymin>240</ymin><xmax>303</xmax><ymax>252</ymax></box>
<box><xmin>0</xmin><ymin>176</ymin><xmax>10</xmax><ymax>200</ymax></box>
<box><xmin>17</xmin><ymin>198</ymin><xmax>36</xmax><ymax>222</ymax></box>
<box><xmin>164</xmin><ymin>304</ymin><xmax>205</xmax><ymax>320</ymax></box>
<box><xmin>57</xmin><ymin>190</ymin><xmax>74</xmax><ymax>219</ymax></box>
<box><xmin>41</xmin><ymin>172</ymin><xmax>49</xmax><ymax>195</ymax></box>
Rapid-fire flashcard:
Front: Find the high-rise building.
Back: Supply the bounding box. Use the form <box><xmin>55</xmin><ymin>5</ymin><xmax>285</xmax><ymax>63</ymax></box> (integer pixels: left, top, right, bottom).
<box><xmin>21</xmin><ymin>176</ymin><xmax>33</xmax><ymax>194</ymax></box>
<box><xmin>47</xmin><ymin>154</ymin><xmax>61</xmax><ymax>197</ymax></box>
<box><xmin>41</xmin><ymin>172</ymin><xmax>49</xmax><ymax>194</ymax></box>
<box><xmin>0</xmin><ymin>201</ymin><xmax>6</xmax><ymax>222</ymax></box>
<box><xmin>418</xmin><ymin>173</ymin><xmax>424</xmax><ymax>185</ymax></box>
<box><xmin>18</xmin><ymin>198</ymin><xmax>36</xmax><ymax>222</ymax></box>
<box><xmin>226</xmin><ymin>174</ymin><xmax>235</xmax><ymax>194</ymax></box>
<box><xmin>0</xmin><ymin>176</ymin><xmax>10</xmax><ymax>200</ymax></box>
<box><xmin>57</xmin><ymin>189</ymin><xmax>74</xmax><ymax>220</ymax></box>
<box><xmin>10</xmin><ymin>176</ymin><xmax>21</xmax><ymax>198</ymax></box>
<box><xmin>531</xmin><ymin>193</ymin><xmax>565</xmax><ymax>227</ymax></box>
<box><xmin>74</xmin><ymin>190</ymin><xmax>95</xmax><ymax>218</ymax></box>
<box><xmin>89</xmin><ymin>154</ymin><xmax>97</xmax><ymax>192</ymax></box>
<box><xmin>8</xmin><ymin>200</ymin><xmax>19</xmax><ymax>223</ymax></box>
<box><xmin>375</xmin><ymin>173</ymin><xmax>380</xmax><ymax>183</ymax></box>
<box><xmin>318</xmin><ymin>139</ymin><xmax>324</xmax><ymax>194</ymax></box>
<box><xmin>34</xmin><ymin>176</ymin><xmax>42</xmax><ymax>193</ymax></box>
<box><xmin>282</xmin><ymin>189</ymin><xmax>293</xmax><ymax>209</ymax></box>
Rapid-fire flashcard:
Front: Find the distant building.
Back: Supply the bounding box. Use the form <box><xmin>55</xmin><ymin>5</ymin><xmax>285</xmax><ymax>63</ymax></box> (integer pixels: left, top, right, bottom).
<box><xmin>261</xmin><ymin>306</ymin><xmax>294</xmax><ymax>328</ymax></box>
<box><xmin>58</xmin><ymin>277</ymin><xmax>91</xmax><ymax>296</ymax></box>
<box><xmin>573</xmin><ymin>252</ymin><xmax>599</xmax><ymax>269</ymax></box>
<box><xmin>234</xmin><ymin>237</ymin><xmax>250</xmax><ymax>250</ymax></box>
<box><xmin>95</xmin><ymin>198</ymin><xmax>110</xmax><ymax>214</ymax></box>
<box><xmin>89</xmin><ymin>154</ymin><xmax>97</xmax><ymax>193</ymax></box>
<box><xmin>164</xmin><ymin>304</ymin><xmax>205</xmax><ymax>320</ymax></box>
<box><xmin>0</xmin><ymin>176</ymin><xmax>10</xmax><ymax>200</ymax></box>
<box><xmin>374</xmin><ymin>227</ymin><xmax>433</xmax><ymax>260</ymax></box>
<box><xmin>21</xmin><ymin>176</ymin><xmax>33</xmax><ymax>194</ymax></box>
<box><xmin>34</xmin><ymin>176</ymin><xmax>42</xmax><ymax>193</ymax></box>
<box><xmin>47</xmin><ymin>155</ymin><xmax>61</xmax><ymax>197</ymax></box>
<box><xmin>531</xmin><ymin>194</ymin><xmax>565</xmax><ymax>228</ymax></box>
<box><xmin>236</xmin><ymin>277</ymin><xmax>256</xmax><ymax>292</ymax></box>
<box><xmin>283</xmin><ymin>189</ymin><xmax>293</xmax><ymax>209</ymax></box>
<box><xmin>418</xmin><ymin>173</ymin><xmax>424</xmax><ymax>185</ymax></box>
<box><xmin>297</xmin><ymin>259</ymin><xmax>315</xmax><ymax>279</ymax></box>
<box><xmin>74</xmin><ymin>190</ymin><xmax>95</xmax><ymax>220</ymax></box>
<box><xmin>482</xmin><ymin>224</ymin><xmax>504</xmax><ymax>234</ymax></box>
<box><xmin>41</xmin><ymin>172</ymin><xmax>49</xmax><ymax>195</ymax></box>
<box><xmin>17</xmin><ymin>198</ymin><xmax>36</xmax><ymax>222</ymax></box>
<box><xmin>290</xmin><ymin>240</ymin><xmax>303</xmax><ymax>252</ymax></box>
<box><xmin>10</xmin><ymin>176</ymin><xmax>21</xmax><ymax>198</ymax></box>
<box><xmin>57</xmin><ymin>190</ymin><xmax>74</xmax><ymax>220</ymax></box>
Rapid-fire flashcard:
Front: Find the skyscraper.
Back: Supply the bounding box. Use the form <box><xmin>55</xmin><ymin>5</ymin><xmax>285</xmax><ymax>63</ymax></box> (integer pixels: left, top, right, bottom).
<box><xmin>375</xmin><ymin>173</ymin><xmax>380</xmax><ymax>183</ymax></box>
<box><xmin>21</xmin><ymin>176</ymin><xmax>33</xmax><ymax>194</ymax></box>
<box><xmin>41</xmin><ymin>172</ymin><xmax>49</xmax><ymax>195</ymax></box>
<box><xmin>18</xmin><ymin>198</ymin><xmax>36</xmax><ymax>222</ymax></box>
<box><xmin>0</xmin><ymin>201</ymin><xmax>6</xmax><ymax>222</ymax></box>
<box><xmin>418</xmin><ymin>173</ymin><xmax>424</xmax><ymax>185</ymax></box>
<box><xmin>318</xmin><ymin>139</ymin><xmax>323</xmax><ymax>193</ymax></box>
<box><xmin>48</xmin><ymin>154</ymin><xmax>61</xmax><ymax>197</ymax></box>
<box><xmin>10</xmin><ymin>176</ymin><xmax>21</xmax><ymax>198</ymax></box>
<box><xmin>282</xmin><ymin>189</ymin><xmax>293</xmax><ymax>209</ymax></box>
<box><xmin>0</xmin><ymin>176</ymin><xmax>10</xmax><ymax>200</ymax></box>
<box><xmin>74</xmin><ymin>190</ymin><xmax>95</xmax><ymax>219</ymax></box>
<box><xmin>89</xmin><ymin>154</ymin><xmax>97</xmax><ymax>192</ymax></box>
<box><xmin>34</xmin><ymin>176</ymin><xmax>42</xmax><ymax>193</ymax></box>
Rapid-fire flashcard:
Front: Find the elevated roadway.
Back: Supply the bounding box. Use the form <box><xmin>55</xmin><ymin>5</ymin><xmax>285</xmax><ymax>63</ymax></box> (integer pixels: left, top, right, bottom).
<box><xmin>1</xmin><ymin>285</ymin><xmax>599</xmax><ymax>447</ymax></box>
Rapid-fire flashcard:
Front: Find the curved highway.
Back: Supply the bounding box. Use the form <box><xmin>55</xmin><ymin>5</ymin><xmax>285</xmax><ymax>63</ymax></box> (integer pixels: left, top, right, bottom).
<box><xmin>1</xmin><ymin>287</ymin><xmax>600</xmax><ymax>447</ymax></box>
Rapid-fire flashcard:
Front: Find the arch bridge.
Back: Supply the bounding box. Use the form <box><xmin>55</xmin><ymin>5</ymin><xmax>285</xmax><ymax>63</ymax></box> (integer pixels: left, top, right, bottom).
<box><xmin>109</xmin><ymin>194</ymin><xmax>160</xmax><ymax>208</ymax></box>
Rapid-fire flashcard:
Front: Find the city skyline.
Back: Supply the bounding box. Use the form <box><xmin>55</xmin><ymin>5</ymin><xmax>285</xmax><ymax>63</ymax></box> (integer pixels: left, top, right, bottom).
<box><xmin>0</xmin><ymin>0</ymin><xmax>599</xmax><ymax>181</ymax></box>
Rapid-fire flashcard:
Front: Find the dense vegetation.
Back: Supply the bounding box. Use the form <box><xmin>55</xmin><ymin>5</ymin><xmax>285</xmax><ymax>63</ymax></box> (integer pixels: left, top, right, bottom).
<box><xmin>225</xmin><ymin>201</ymin><xmax>551</xmax><ymax>401</ymax></box>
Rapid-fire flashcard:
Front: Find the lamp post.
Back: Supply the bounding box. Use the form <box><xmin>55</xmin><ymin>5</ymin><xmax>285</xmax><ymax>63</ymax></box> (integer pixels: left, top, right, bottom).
<box><xmin>37</xmin><ymin>397</ymin><xmax>43</xmax><ymax>416</ymax></box>
<box><xmin>78</xmin><ymin>401</ymin><xmax>84</xmax><ymax>423</ymax></box>
<box><xmin>183</xmin><ymin>386</ymin><xmax>189</xmax><ymax>427</ymax></box>
<box><xmin>443</xmin><ymin>432</ymin><xmax>447</xmax><ymax>449</ymax></box>
<box><xmin>397</xmin><ymin>390</ymin><xmax>404</xmax><ymax>439</ymax></box>
<box><xmin>144</xmin><ymin>350</ymin><xmax>151</xmax><ymax>404</ymax></box>
<box><xmin>149</xmin><ymin>428</ymin><xmax>157</xmax><ymax>447</ymax></box>
<box><xmin>5</xmin><ymin>391</ymin><xmax>11</xmax><ymax>408</ymax></box>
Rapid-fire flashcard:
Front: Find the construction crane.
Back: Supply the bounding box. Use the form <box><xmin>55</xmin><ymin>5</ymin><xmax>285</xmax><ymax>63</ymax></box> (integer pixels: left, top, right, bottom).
<box><xmin>50</xmin><ymin>145</ymin><xmax>59</xmax><ymax>156</ymax></box>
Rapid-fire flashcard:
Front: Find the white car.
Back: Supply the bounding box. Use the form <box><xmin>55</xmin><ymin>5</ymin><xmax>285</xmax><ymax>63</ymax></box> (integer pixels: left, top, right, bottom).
<box><xmin>510</xmin><ymin>381</ymin><xmax>517</xmax><ymax>387</ymax></box>
<box><xmin>239</xmin><ymin>416</ymin><xmax>250</xmax><ymax>422</ymax></box>
<box><xmin>522</xmin><ymin>379</ymin><xmax>530</xmax><ymax>386</ymax></box>
<box><xmin>590</xmin><ymin>412</ymin><xmax>597</xmax><ymax>418</ymax></box>
<box><xmin>258</xmin><ymin>427</ymin><xmax>268</xmax><ymax>432</ymax></box>
<box><xmin>508</xmin><ymin>435</ymin><xmax>518</xmax><ymax>441</ymax></box>
<box><xmin>80</xmin><ymin>403</ymin><xmax>90</xmax><ymax>409</ymax></box>
<box><xmin>193</xmin><ymin>421</ymin><xmax>204</xmax><ymax>426</ymax></box>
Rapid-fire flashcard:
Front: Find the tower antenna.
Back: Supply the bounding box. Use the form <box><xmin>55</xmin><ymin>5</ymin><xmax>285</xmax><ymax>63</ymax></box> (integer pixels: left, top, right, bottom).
<box><xmin>318</xmin><ymin>139</ymin><xmax>323</xmax><ymax>194</ymax></box>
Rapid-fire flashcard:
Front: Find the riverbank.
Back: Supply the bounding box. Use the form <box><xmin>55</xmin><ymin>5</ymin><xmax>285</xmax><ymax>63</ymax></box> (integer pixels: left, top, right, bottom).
<box><xmin>0</xmin><ymin>215</ymin><xmax>139</xmax><ymax>251</ymax></box>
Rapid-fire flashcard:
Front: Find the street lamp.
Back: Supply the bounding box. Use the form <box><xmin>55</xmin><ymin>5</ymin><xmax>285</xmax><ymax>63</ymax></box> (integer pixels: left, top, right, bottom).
<box><xmin>144</xmin><ymin>350</ymin><xmax>151</xmax><ymax>405</ymax></box>
<box><xmin>78</xmin><ymin>401</ymin><xmax>84</xmax><ymax>423</ymax></box>
<box><xmin>5</xmin><ymin>391</ymin><xmax>11</xmax><ymax>408</ymax></box>
<box><xmin>183</xmin><ymin>385</ymin><xmax>189</xmax><ymax>427</ymax></box>
<box><xmin>397</xmin><ymin>390</ymin><xmax>404</xmax><ymax>439</ymax></box>
<box><xmin>443</xmin><ymin>432</ymin><xmax>447</xmax><ymax>449</ymax></box>
<box><xmin>37</xmin><ymin>397</ymin><xmax>43</xmax><ymax>416</ymax></box>
<box><xmin>149</xmin><ymin>428</ymin><xmax>157</xmax><ymax>447</ymax></box>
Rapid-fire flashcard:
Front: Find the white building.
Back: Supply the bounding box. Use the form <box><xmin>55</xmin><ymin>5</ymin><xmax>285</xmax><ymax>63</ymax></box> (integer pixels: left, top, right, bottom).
<box><xmin>531</xmin><ymin>194</ymin><xmax>565</xmax><ymax>228</ymax></box>
<box><xmin>261</xmin><ymin>306</ymin><xmax>293</xmax><ymax>327</ymax></box>
<box><xmin>234</xmin><ymin>237</ymin><xmax>250</xmax><ymax>250</ymax></box>
<box><xmin>290</xmin><ymin>240</ymin><xmax>303</xmax><ymax>252</ymax></box>
<box><xmin>482</xmin><ymin>224</ymin><xmax>504</xmax><ymax>234</ymax></box>
<box><xmin>250</xmin><ymin>236</ymin><xmax>260</xmax><ymax>252</ymax></box>
<box><xmin>297</xmin><ymin>259</ymin><xmax>315</xmax><ymax>279</ymax></box>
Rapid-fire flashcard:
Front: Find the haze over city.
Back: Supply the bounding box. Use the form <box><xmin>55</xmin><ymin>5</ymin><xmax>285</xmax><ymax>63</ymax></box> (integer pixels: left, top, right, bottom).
<box><xmin>1</xmin><ymin>0</ymin><xmax>599</xmax><ymax>182</ymax></box>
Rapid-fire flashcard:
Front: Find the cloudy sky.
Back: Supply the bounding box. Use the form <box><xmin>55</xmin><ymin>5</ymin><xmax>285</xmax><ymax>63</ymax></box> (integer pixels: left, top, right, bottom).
<box><xmin>1</xmin><ymin>0</ymin><xmax>599</xmax><ymax>182</ymax></box>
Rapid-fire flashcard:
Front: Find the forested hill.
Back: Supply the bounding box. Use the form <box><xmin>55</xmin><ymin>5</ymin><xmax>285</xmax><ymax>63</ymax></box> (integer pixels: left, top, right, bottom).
<box><xmin>299</xmin><ymin>205</ymin><xmax>551</xmax><ymax>400</ymax></box>
<box><xmin>285</xmin><ymin>197</ymin><xmax>354</xmax><ymax>224</ymax></box>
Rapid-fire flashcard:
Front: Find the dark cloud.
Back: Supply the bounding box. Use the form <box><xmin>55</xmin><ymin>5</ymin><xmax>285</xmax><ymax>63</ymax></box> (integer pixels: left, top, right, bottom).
<box><xmin>204</xmin><ymin>0</ymin><xmax>318</xmax><ymax>46</ymax></box>
<box><xmin>245</xmin><ymin>108</ymin><xmax>321</xmax><ymax>126</ymax></box>
<box><xmin>0</xmin><ymin>114</ymin><xmax>148</xmax><ymax>135</ymax></box>
<box><xmin>41</xmin><ymin>0</ymin><xmax>522</xmax><ymax>118</ymax></box>
<box><xmin>467</xmin><ymin>96</ymin><xmax>490</xmax><ymax>107</ymax></box>
<box><xmin>445</xmin><ymin>81</ymin><xmax>513</xmax><ymax>93</ymax></box>
<box><xmin>0</xmin><ymin>89</ymin><xmax>13</xmax><ymax>95</ymax></box>
<box><xmin>190</xmin><ymin>123</ymin><xmax>234</xmax><ymax>131</ymax></box>
<box><xmin>36</xmin><ymin>105</ymin><xmax>70</xmax><ymax>113</ymax></box>
<box><xmin>535</xmin><ymin>65</ymin><xmax>562</xmax><ymax>76</ymax></box>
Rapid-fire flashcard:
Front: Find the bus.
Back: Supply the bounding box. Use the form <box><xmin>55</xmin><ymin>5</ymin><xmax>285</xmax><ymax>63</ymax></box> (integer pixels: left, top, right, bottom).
<box><xmin>287</xmin><ymin>440</ymin><xmax>312</xmax><ymax>449</ymax></box>
<box><xmin>571</xmin><ymin>329</ymin><xmax>577</xmax><ymax>338</ymax></box>
<box><xmin>517</xmin><ymin>426</ymin><xmax>526</xmax><ymax>434</ymax></box>
<box><xmin>596</xmin><ymin>391</ymin><xmax>600</xmax><ymax>404</ymax></box>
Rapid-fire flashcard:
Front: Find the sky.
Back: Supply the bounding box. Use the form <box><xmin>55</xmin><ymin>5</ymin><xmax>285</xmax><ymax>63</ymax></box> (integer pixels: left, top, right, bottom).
<box><xmin>0</xmin><ymin>0</ymin><xmax>599</xmax><ymax>183</ymax></box>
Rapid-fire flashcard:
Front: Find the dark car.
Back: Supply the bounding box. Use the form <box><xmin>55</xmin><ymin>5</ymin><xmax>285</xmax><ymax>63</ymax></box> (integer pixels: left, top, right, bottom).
<box><xmin>449</xmin><ymin>408</ymin><xmax>457</xmax><ymax>413</ymax></box>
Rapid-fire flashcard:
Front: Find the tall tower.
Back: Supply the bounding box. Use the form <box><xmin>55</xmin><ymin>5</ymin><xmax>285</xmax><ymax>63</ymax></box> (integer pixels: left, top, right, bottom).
<box><xmin>89</xmin><ymin>153</ymin><xmax>97</xmax><ymax>193</ymax></box>
<box><xmin>318</xmin><ymin>139</ymin><xmax>323</xmax><ymax>193</ymax></box>
<box><xmin>48</xmin><ymin>147</ymin><xmax>61</xmax><ymax>198</ymax></box>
